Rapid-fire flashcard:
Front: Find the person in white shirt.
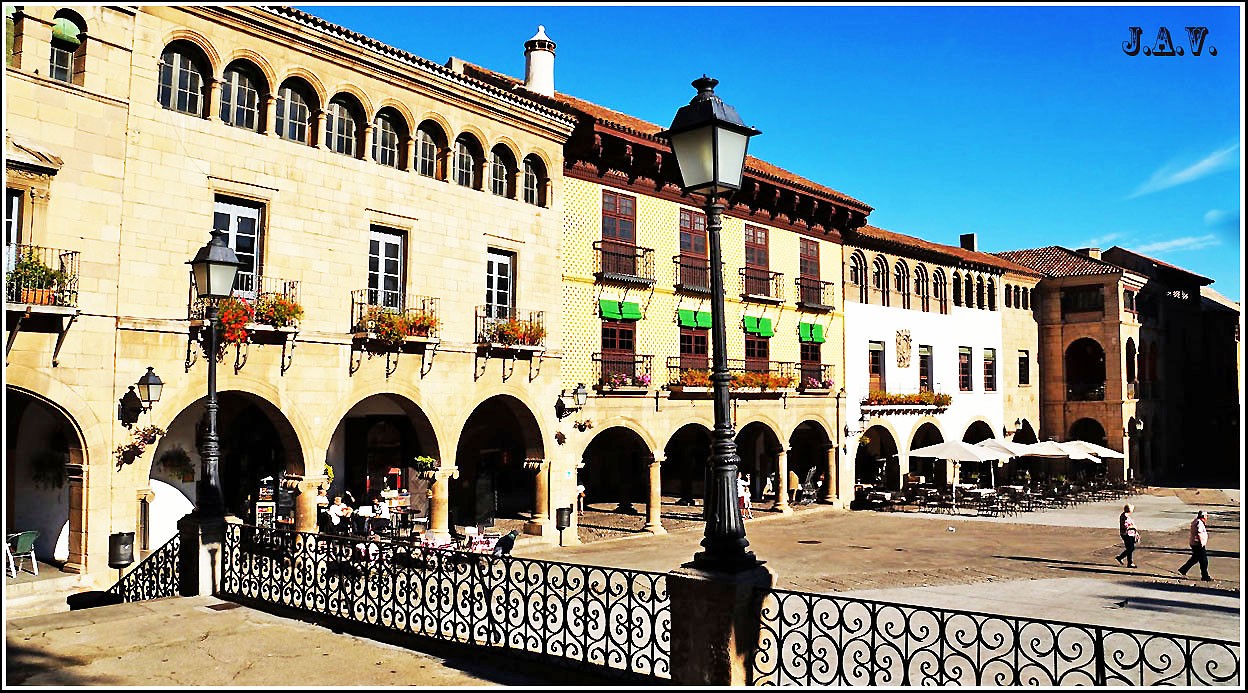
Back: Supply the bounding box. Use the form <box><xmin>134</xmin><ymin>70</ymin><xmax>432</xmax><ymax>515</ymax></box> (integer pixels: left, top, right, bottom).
<box><xmin>327</xmin><ymin>495</ymin><xmax>350</xmax><ymax>534</ymax></box>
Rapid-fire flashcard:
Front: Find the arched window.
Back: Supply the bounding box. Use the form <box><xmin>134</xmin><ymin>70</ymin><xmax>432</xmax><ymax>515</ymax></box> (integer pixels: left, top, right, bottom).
<box><xmin>489</xmin><ymin>144</ymin><xmax>517</xmax><ymax>198</ymax></box>
<box><xmin>848</xmin><ymin>251</ymin><xmax>868</xmax><ymax>304</ymax></box>
<box><xmin>274</xmin><ymin>78</ymin><xmax>315</xmax><ymax>144</ymax></box>
<box><xmin>7</xmin><ymin>6</ymin><xmax>24</xmax><ymax>69</ymax></box>
<box><xmin>969</xmin><ymin>274</ymin><xmax>978</xmax><ymax>308</ymax></box>
<box><xmin>914</xmin><ymin>265</ymin><xmax>930</xmax><ymax>312</ymax></box>
<box><xmin>1022</xmin><ymin>288</ymin><xmax>1030</xmax><ymax>310</ymax></box>
<box><xmin>158</xmin><ymin>41</ymin><xmax>210</xmax><ymax>116</ymax></box>
<box><xmin>1138</xmin><ymin>341</ymin><xmax>1149</xmax><ymax>384</ymax></box>
<box><xmin>933</xmin><ymin>269</ymin><xmax>948</xmax><ymax>314</ymax></box>
<box><xmin>952</xmin><ymin>271</ymin><xmax>963</xmax><ymax>306</ymax></box>
<box><xmin>220</xmin><ymin>61</ymin><xmax>265</xmax><ymax>132</ymax></box>
<box><xmin>1004</xmin><ymin>283</ymin><xmax>1012</xmax><ymax>308</ymax></box>
<box><xmin>452</xmin><ymin>133</ymin><xmax>483</xmax><ymax>189</ymax></box>
<box><xmin>522</xmin><ymin>155</ymin><xmax>548</xmax><ymax>207</ymax></box>
<box><xmin>49</xmin><ymin>11</ymin><xmax>86</xmax><ymax>84</ymax></box>
<box><xmin>372</xmin><ymin>108</ymin><xmax>407</xmax><ymax>169</ymax></box>
<box><xmin>415</xmin><ymin>120</ymin><xmax>448</xmax><ymax>179</ymax></box>
<box><xmin>987</xmin><ymin>278</ymin><xmax>997</xmax><ymax>310</ymax></box>
<box><xmin>872</xmin><ymin>255</ymin><xmax>890</xmax><ymax>306</ymax></box>
<box><xmin>1125</xmin><ymin>337</ymin><xmax>1137</xmax><ymax>385</ymax></box>
<box><xmin>324</xmin><ymin>95</ymin><xmax>362</xmax><ymax>157</ymax></box>
<box><xmin>893</xmin><ymin>260</ymin><xmax>910</xmax><ymax>309</ymax></box>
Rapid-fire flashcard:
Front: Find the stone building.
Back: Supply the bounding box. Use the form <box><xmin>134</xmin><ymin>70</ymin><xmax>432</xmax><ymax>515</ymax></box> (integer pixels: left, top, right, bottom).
<box><xmin>5</xmin><ymin>5</ymin><xmax>577</xmax><ymax>581</ymax></box>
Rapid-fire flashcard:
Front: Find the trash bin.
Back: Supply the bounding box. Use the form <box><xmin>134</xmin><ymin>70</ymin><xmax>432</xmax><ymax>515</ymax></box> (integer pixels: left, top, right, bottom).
<box><xmin>108</xmin><ymin>531</ymin><xmax>135</xmax><ymax>569</ymax></box>
<box><xmin>66</xmin><ymin>590</ymin><xmax>125</xmax><ymax>611</ymax></box>
<box><xmin>555</xmin><ymin>506</ymin><xmax>573</xmax><ymax>531</ymax></box>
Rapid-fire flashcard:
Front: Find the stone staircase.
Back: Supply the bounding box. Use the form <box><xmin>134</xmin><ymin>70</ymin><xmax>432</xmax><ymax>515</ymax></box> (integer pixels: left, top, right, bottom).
<box><xmin>4</xmin><ymin>565</ymin><xmax>102</xmax><ymax>620</ymax></box>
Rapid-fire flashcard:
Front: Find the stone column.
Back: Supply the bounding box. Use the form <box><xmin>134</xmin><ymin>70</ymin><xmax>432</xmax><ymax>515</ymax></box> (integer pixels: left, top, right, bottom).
<box><xmin>524</xmin><ymin>459</ymin><xmax>551</xmax><ymax>536</ymax></box>
<box><xmin>206</xmin><ymin>78</ymin><xmax>221</xmax><ymax>120</ymax></box>
<box><xmin>427</xmin><ymin>467</ymin><xmax>456</xmax><ymax>541</ymax></box>
<box><xmin>402</xmin><ymin>135</ymin><xmax>415</xmax><ymax>172</ymax></box>
<box><xmin>819</xmin><ymin>443</ymin><xmax>838</xmax><ymax>504</ymax></box>
<box><xmin>772</xmin><ymin>450</ymin><xmax>791</xmax><ymax>513</ymax></box>
<box><xmin>263</xmin><ymin>94</ymin><xmax>278</xmax><ymax>137</ymax></box>
<box><xmin>64</xmin><ymin>457</ymin><xmax>87</xmax><ymax>574</ymax></box>
<box><xmin>669</xmin><ymin>564</ymin><xmax>777</xmax><ymax>685</ymax></box>
<box><xmin>314</xmin><ymin>110</ymin><xmax>328</xmax><ymax>149</ymax></box>
<box><xmin>645</xmin><ymin>456</ymin><xmax>666</xmax><ymax>534</ymax></box>
<box><xmin>362</xmin><ymin>122</ymin><xmax>375</xmax><ymax>162</ymax></box>
<box><xmin>177</xmin><ymin>511</ymin><xmax>225</xmax><ymax>596</ymax></box>
<box><xmin>284</xmin><ymin>474</ymin><xmax>328</xmax><ymax>534</ymax></box>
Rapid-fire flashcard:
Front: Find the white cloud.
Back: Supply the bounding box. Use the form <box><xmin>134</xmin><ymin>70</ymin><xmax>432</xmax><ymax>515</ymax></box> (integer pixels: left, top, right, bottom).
<box><xmin>1133</xmin><ymin>234</ymin><xmax>1221</xmax><ymax>254</ymax></box>
<box><xmin>1082</xmin><ymin>231</ymin><xmax>1124</xmax><ymax>247</ymax></box>
<box><xmin>1128</xmin><ymin>144</ymin><xmax>1240</xmax><ymax>198</ymax></box>
<box><xmin>1203</xmin><ymin>209</ymin><xmax>1229</xmax><ymax>225</ymax></box>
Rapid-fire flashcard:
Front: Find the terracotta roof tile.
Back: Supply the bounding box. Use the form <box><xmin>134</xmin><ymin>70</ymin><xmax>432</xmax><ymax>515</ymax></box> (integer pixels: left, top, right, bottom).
<box><xmin>852</xmin><ymin>225</ymin><xmax>1042</xmax><ymax>276</ymax></box>
<box><xmin>993</xmin><ymin>246</ymin><xmax>1122</xmax><ymax>278</ymax></box>
<box><xmin>459</xmin><ymin>62</ymin><xmax>870</xmax><ymax>211</ymax></box>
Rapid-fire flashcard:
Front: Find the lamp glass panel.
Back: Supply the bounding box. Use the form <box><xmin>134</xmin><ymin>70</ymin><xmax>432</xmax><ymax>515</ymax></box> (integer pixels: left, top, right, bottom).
<box><xmin>714</xmin><ymin>127</ymin><xmax>750</xmax><ymax>189</ymax></box>
<box><xmin>137</xmin><ymin>379</ymin><xmax>162</xmax><ymax>405</ymax></box>
<box><xmin>205</xmin><ymin>261</ymin><xmax>240</xmax><ymax>298</ymax></box>
<box><xmin>670</xmin><ymin>127</ymin><xmax>715</xmax><ymax>190</ymax></box>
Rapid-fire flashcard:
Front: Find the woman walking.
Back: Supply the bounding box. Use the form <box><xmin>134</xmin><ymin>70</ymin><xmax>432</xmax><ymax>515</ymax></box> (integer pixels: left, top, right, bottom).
<box><xmin>1115</xmin><ymin>503</ymin><xmax>1140</xmax><ymax>568</ymax></box>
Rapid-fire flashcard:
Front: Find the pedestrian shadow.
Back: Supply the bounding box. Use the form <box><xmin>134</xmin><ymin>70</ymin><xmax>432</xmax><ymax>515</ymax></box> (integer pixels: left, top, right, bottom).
<box><xmin>1121</xmin><ymin>579</ymin><xmax>1240</xmax><ymax>598</ymax></box>
<box><xmin>1138</xmin><ymin>546</ymin><xmax>1239</xmax><ymax>559</ymax></box>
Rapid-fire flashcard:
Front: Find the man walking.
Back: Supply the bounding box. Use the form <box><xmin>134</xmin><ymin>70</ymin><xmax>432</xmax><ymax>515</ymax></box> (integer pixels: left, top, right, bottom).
<box><xmin>1177</xmin><ymin>510</ymin><xmax>1212</xmax><ymax>581</ymax></box>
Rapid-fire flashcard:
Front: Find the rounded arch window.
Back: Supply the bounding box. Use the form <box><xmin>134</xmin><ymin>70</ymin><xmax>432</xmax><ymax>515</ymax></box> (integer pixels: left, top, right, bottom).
<box><xmin>158</xmin><ymin>41</ymin><xmax>210</xmax><ymax>116</ymax></box>
<box><xmin>489</xmin><ymin>144</ymin><xmax>518</xmax><ymax>198</ymax></box>
<box><xmin>893</xmin><ymin>260</ymin><xmax>910</xmax><ymax>308</ymax></box>
<box><xmin>872</xmin><ymin>256</ymin><xmax>889</xmax><ymax>305</ymax></box>
<box><xmin>522</xmin><ymin>155</ymin><xmax>548</xmax><ymax>207</ymax></box>
<box><xmin>453</xmin><ymin>133</ymin><xmax>484</xmax><ymax>189</ymax></box>
<box><xmin>274</xmin><ymin>78</ymin><xmax>316</xmax><ymax>144</ymax></box>
<box><xmin>987</xmin><ymin>278</ymin><xmax>997</xmax><ymax>310</ymax></box>
<box><xmin>49</xmin><ymin>11</ymin><xmax>86</xmax><ymax>84</ymax></box>
<box><xmin>372</xmin><ymin>108</ymin><xmax>408</xmax><ymax>169</ymax></box>
<box><xmin>933</xmin><ymin>269</ymin><xmax>948</xmax><ymax>313</ymax></box>
<box><xmin>415</xmin><ymin>120</ymin><xmax>448</xmax><ymax>179</ymax></box>
<box><xmin>848</xmin><ymin>252</ymin><xmax>868</xmax><ymax>303</ymax></box>
<box><xmin>952</xmin><ymin>272</ymin><xmax>963</xmax><ymax>306</ymax></box>
<box><xmin>220</xmin><ymin>61</ymin><xmax>265</xmax><ymax>132</ymax></box>
<box><xmin>324</xmin><ymin>95</ymin><xmax>363</xmax><ymax>157</ymax></box>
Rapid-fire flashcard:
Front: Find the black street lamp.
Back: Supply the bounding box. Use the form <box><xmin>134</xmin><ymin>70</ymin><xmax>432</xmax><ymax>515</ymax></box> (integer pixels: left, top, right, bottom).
<box><xmin>660</xmin><ymin>76</ymin><xmax>761</xmax><ymax>571</ymax></box>
<box><xmin>188</xmin><ymin>228</ymin><xmax>240</xmax><ymax>537</ymax></box>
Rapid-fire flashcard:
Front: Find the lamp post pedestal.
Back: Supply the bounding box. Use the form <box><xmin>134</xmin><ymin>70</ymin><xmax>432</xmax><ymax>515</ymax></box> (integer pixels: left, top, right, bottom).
<box><xmin>177</xmin><ymin>510</ymin><xmax>224</xmax><ymax>597</ymax></box>
<box><xmin>668</xmin><ymin>563</ymin><xmax>776</xmax><ymax>685</ymax></box>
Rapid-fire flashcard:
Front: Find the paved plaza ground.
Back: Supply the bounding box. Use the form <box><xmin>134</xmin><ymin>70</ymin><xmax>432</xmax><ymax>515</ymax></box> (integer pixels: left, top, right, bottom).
<box><xmin>4</xmin><ymin>486</ymin><xmax>1240</xmax><ymax>686</ymax></box>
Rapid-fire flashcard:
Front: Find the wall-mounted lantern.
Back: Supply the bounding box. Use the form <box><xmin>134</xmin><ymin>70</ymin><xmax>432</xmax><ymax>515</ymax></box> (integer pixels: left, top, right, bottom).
<box><xmin>118</xmin><ymin>367</ymin><xmax>163</xmax><ymax>428</ymax></box>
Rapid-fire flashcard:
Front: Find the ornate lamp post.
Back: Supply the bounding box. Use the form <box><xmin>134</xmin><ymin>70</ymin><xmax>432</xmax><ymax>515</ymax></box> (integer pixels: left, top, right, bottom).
<box><xmin>660</xmin><ymin>76</ymin><xmax>761</xmax><ymax>571</ymax></box>
<box><xmin>187</xmin><ymin>228</ymin><xmax>240</xmax><ymax>539</ymax></box>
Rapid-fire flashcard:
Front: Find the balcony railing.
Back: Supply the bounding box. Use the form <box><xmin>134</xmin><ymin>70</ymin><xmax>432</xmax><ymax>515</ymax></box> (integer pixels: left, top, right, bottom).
<box><xmin>5</xmin><ymin>243</ymin><xmax>80</xmax><ymax>308</ymax></box>
<box><xmin>741</xmin><ymin>267</ymin><xmax>784</xmax><ymax>302</ymax></box>
<box><xmin>797</xmin><ymin>363</ymin><xmax>836</xmax><ymax>391</ymax></box>
<box><xmin>795</xmin><ymin>277</ymin><xmax>834</xmax><ymax>311</ymax></box>
<box><xmin>593</xmin><ymin>353</ymin><xmax>653</xmax><ymax>391</ymax></box>
<box><xmin>673</xmin><ymin>255</ymin><xmax>712</xmax><ymax>295</ymax></box>
<box><xmin>351</xmin><ymin>290</ymin><xmax>440</xmax><ymax>339</ymax></box>
<box><xmin>1067</xmin><ymin>382</ymin><xmax>1106</xmax><ymax>402</ymax></box>
<box><xmin>475</xmin><ymin>307</ymin><xmax>545</xmax><ymax>349</ymax></box>
<box><xmin>594</xmin><ymin>241</ymin><xmax>655</xmax><ymax>286</ymax></box>
<box><xmin>665</xmin><ymin>356</ymin><xmax>795</xmax><ymax>389</ymax></box>
<box><xmin>191</xmin><ymin>273</ymin><xmax>301</xmax><ymax>324</ymax></box>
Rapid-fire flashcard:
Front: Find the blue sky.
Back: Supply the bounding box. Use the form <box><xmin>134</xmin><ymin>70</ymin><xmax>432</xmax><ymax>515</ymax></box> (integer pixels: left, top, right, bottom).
<box><xmin>298</xmin><ymin>4</ymin><xmax>1243</xmax><ymax>302</ymax></box>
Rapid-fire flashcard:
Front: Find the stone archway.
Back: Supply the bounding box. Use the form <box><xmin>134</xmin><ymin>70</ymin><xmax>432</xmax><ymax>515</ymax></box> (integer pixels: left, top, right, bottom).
<box><xmin>788</xmin><ymin>420</ymin><xmax>832</xmax><ymax>505</ymax></box>
<box><xmin>855</xmin><ymin>424</ymin><xmax>899</xmax><ymax>491</ymax></box>
<box><xmin>581</xmin><ymin>426</ymin><xmax>650</xmax><ymax>515</ymax></box>
<box><xmin>962</xmin><ymin>420</ymin><xmax>997</xmax><ymax>486</ymax></box>
<box><xmin>5</xmin><ymin>387</ymin><xmax>86</xmax><ymax>568</ymax></box>
<box><xmin>1065</xmin><ymin>337</ymin><xmax>1107</xmax><ymax>401</ymax></box>
<box><xmin>327</xmin><ymin>393</ymin><xmax>440</xmax><ymax>520</ymax></box>
<box><xmin>662</xmin><ymin>423</ymin><xmax>713</xmax><ymax>509</ymax></box>
<box><xmin>735</xmin><ymin>422</ymin><xmax>783</xmax><ymax>506</ymax></box>
<box><xmin>452</xmin><ymin>395</ymin><xmax>543</xmax><ymax>529</ymax></box>
<box><xmin>909</xmin><ymin>422</ymin><xmax>945</xmax><ymax>486</ymax></box>
<box><xmin>1070</xmin><ymin>418</ymin><xmax>1110</xmax><ymax>482</ymax></box>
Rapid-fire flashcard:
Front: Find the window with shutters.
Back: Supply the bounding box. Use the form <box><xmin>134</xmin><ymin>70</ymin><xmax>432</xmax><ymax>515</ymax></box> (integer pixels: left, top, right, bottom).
<box><xmin>959</xmin><ymin>346</ymin><xmax>973</xmax><ymax>391</ymax></box>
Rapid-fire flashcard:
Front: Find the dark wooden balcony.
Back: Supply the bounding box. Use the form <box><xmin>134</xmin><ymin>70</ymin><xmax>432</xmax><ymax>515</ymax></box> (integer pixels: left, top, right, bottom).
<box><xmin>594</xmin><ymin>241</ymin><xmax>655</xmax><ymax>287</ymax></box>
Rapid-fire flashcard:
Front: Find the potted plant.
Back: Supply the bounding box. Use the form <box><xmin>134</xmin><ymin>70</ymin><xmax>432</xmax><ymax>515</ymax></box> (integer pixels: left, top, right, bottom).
<box><xmin>669</xmin><ymin>368</ymin><xmax>711</xmax><ymax>392</ymax></box>
<box><xmin>156</xmin><ymin>446</ymin><xmax>196</xmax><ymax>482</ymax></box>
<box><xmin>255</xmin><ymin>293</ymin><xmax>303</xmax><ymax>329</ymax></box>
<box><xmin>361</xmin><ymin>306</ymin><xmax>407</xmax><ymax>348</ymax></box>
<box><xmin>6</xmin><ymin>248</ymin><xmax>67</xmax><ymax>305</ymax></box>
<box><xmin>30</xmin><ymin>448</ymin><xmax>70</xmax><ymax>489</ymax></box>
<box><xmin>217</xmin><ymin>296</ymin><xmax>254</xmax><ymax>346</ymax></box>
<box><xmin>406</xmin><ymin>310</ymin><xmax>439</xmax><ymax>338</ymax></box>
<box><xmin>114</xmin><ymin>425</ymin><xmax>166</xmax><ymax>469</ymax></box>
<box><xmin>520</xmin><ymin>321</ymin><xmax>546</xmax><ymax>346</ymax></box>
<box><xmin>799</xmin><ymin>376</ymin><xmax>836</xmax><ymax>393</ymax></box>
<box><xmin>411</xmin><ymin>455</ymin><xmax>439</xmax><ymax>479</ymax></box>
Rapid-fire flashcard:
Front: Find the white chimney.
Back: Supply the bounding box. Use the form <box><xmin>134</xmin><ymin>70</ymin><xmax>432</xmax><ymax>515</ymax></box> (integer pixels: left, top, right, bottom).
<box><xmin>524</xmin><ymin>25</ymin><xmax>556</xmax><ymax>97</ymax></box>
<box><xmin>1076</xmin><ymin>247</ymin><xmax>1102</xmax><ymax>260</ymax></box>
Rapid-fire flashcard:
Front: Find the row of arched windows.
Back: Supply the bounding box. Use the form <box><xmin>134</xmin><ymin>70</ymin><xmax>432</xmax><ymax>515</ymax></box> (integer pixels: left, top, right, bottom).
<box><xmin>847</xmin><ymin>251</ymin><xmax>951</xmax><ymax>314</ymax></box>
<box><xmin>951</xmin><ymin>270</ymin><xmax>997</xmax><ymax>311</ymax></box>
<box><xmin>155</xmin><ymin>38</ymin><xmax>550</xmax><ymax>207</ymax></box>
<box><xmin>1003</xmin><ymin>283</ymin><xmax>1033</xmax><ymax>311</ymax></box>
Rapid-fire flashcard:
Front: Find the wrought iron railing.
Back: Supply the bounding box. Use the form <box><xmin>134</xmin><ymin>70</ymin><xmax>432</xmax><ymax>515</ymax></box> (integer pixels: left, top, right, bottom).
<box><xmin>475</xmin><ymin>307</ymin><xmax>545</xmax><ymax>348</ymax></box>
<box><xmin>740</xmin><ymin>267</ymin><xmax>784</xmax><ymax>301</ymax></box>
<box><xmin>797</xmin><ymin>363</ymin><xmax>835</xmax><ymax>391</ymax></box>
<box><xmin>673</xmin><ymin>255</ymin><xmax>711</xmax><ymax>294</ymax></box>
<box><xmin>106</xmin><ymin>534</ymin><xmax>181</xmax><ymax>602</ymax></box>
<box><xmin>593</xmin><ymin>353</ymin><xmax>653</xmax><ymax>390</ymax></box>
<box><xmin>219</xmin><ymin>524</ymin><xmax>670</xmax><ymax>681</ymax></box>
<box><xmin>795</xmin><ymin>277</ymin><xmax>833</xmax><ymax>309</ymax></box>
<box><xmin>4</xmin><ymin>243</ymin><xmax>80</xmax><ymax>307</ymax></box>
<box><xmin>351</xmin><ymin>290</ymin><xmax>440</xmax><ymax>338</ymax></box>
<box><xmin>751</xmin><ymin>590</ymin><xmax>1240</xmax><ymax>686</ymax></box>
<box><xmin>190</xmin><ymin>273</ymin><xmax>301</xmax><ymax>323</ymax></box>
<box><xmin>665</xmin><ymin>356</ymin><xmax>794</xmax><ymax>388</ymax></box>
<box><xmin>1067</xmin><ymin>382</ymin><xmax>1106</xmax><ymax>401</ymax></box>
<box><xmin>594</xmin><ymin>241</ymin><xmax>655</xmax><ymax>286</ymax></box>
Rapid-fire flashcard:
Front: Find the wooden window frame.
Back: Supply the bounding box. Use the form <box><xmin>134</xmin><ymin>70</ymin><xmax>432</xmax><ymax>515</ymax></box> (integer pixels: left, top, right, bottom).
<box><xmin>958</xmin><ymin>347</ymin><xmax>973</xmax><ymax>391</ymax></box>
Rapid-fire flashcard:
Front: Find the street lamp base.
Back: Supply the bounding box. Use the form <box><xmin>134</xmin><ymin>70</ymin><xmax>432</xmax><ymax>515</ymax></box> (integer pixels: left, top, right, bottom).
<box><xmin>690</xmin><ymin>549</ymin><xmax>762</xmax><ymax>573</ymax></box>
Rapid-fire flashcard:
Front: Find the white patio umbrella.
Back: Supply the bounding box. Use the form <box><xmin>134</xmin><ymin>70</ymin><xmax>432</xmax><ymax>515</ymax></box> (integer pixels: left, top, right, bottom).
<box><xmin>908</xmin><ymin>441</ymin><xmax>1004</xmax><ymax>511</ymax></box>
<box><xmin>1060</xmin><ymin>439</ymin><xmax>1126</xmax><ymax>459</ymax></box>
<box><xmin>974</xmin><ymin>439</ymin><xmax>1034</xmax><ymax>486</ymax></box>
<box><xmin>1025</xmin><ymin>440</ymin><xmax>1096</xmax><ymax>460</ymax></box>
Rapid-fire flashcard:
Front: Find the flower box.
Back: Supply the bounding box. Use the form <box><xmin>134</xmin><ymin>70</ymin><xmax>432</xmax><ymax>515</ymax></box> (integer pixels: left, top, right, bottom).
<box><xmin>598</xmin><ymin>384</ymin><xmax>650</xmax><ymax>395</ymax></box>
<box><xmin>20</xmin><ymin>288</ymin><xmax>55</xmax><ymax>305</ymax></box>
<box><xmin>666</xmin><ymin>385</ymin><xmax>711</xmax><ymax>394</ymax></box>
<box><xmin>798</xmin><ymin>387</ymin><xmax>831</xmax><ymax>395</ymax></box>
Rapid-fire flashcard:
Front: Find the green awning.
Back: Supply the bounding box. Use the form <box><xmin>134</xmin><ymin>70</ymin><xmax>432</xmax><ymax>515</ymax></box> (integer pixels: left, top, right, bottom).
<box><xmin>52</xmin><ymin>18</ymin><xmax>81</xmax><ymax>47</ymax></box>
<box><xmin>695</xmin><ymin>311</ymin><xmax>712</xmax><ymax>328</ymax></box>
<box><xmin>678</xmin><ymin>308</ymin><xmax>697</xmax><ymax>327</ymax></box>
<box><xmin>798</xmin><ymin>323</ymin><xmax>812</xmax><ymax>341</ymax></box>
<box><xmin>620</xmin><ymin>301</ymin><xmax>643</xmax><ymax>320</ymax></box>
<box><xmin>743</xmin><ymin>315</ymin><xmax>759</xmax><ymax>334</ymax></box>
<box><xmin>812</xmin><ymin>323</ymin><xmax>825</xmax><ymax>344</ymax></box>
<box><xmin>757</xmin><ymin>317</ymin><xmax>774</xmax><ymax>338</ymax></box>
<box><xmin>599</xmin><ymin>299</ymin><xmax>622</xmax><ymax>320</ymax></box>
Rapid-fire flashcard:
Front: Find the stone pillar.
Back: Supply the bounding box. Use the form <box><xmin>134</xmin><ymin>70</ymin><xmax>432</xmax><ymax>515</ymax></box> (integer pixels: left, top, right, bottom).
<box><xmin>402</xmin><ymin>135</ymin><xmax>415</xmax><ymax>171</ymax></box>
<box><xmin>263</xmin><ymin>94</ymin><xmax>278</xmax><ymax>137</ymax></box>
<box><xmin>772</xmin><ymin>450</ymin><xmax>792</xmax><ymax>513</ymax></box>
<box><xmin>64</xmin><ymin>458</ymin><xmax>87</xmax><ymax>574</ymax></box>
<box><xmin>314</xmin><ymin>110</ymin><xmax>328</xmax><ymax>149</ymax></box>
<box><xmin>427</xmin><ymin>467</ymin><xmax>456</xmax><ymax>541</ymax></box>
<box><xmin>284</xmin><ymin>474</ymin><xmax>328</xmax><ymax>534</ymax></box>
<box><xmin>669</xmin><ymin>564</ymin><xmax>777</xmax><ymax>685</ymax></box>
<box><xmin>819</xmin><ymin>443</ymin><xmax>838</xmax><ymax>504</ymax></box>
<box><xmin>645</xmin><ymin>456</ymin><xmax>666</xmax><ymax>534</ymax></box>
<box><xmin>206</xmin><ymin>78</ymin><xmax>221</xmax><ymax>120</ymax></box>
<box><xmin>177</xmin><ymin>511</ymin><xmax>225</xmax><ymax>596</ymax></box>
<box><xmin>362</xmin><ymin>122</ymin><xmax>375</xmax><ymax>162</ymax></box>
<box><xmin>524</xmin><ymin>459</ymin><xmax>551</xmax><ymax>535</ymax></box>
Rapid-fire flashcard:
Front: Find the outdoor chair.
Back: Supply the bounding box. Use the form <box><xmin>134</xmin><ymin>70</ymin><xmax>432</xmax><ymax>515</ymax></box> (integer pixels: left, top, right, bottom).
<box><xmin>796</xmin><ymin>468</ymin><xmax>819</xmax><ymax>505</ymax></box>
<box><xmin>6</xmin><ymin>531</ymin><xmax>39</xmax><ymax>578</ymax></box>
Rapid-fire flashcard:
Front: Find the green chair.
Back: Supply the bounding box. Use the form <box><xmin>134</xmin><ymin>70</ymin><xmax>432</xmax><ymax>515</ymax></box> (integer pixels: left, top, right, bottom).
<box><xmin>6</xmin><ymin>530</ymin><xmax>39</xmax><ymax>578</ymax></box>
